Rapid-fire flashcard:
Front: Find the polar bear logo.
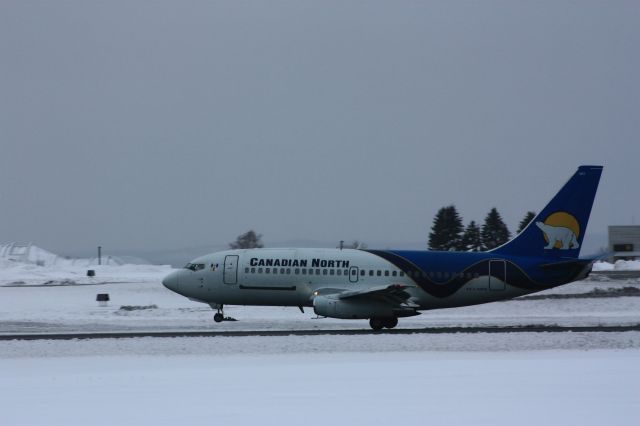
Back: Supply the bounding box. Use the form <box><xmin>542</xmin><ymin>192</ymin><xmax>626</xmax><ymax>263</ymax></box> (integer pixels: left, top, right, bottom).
<box><xmin>536</xmin><ymin>221</ymin><xmax>580</xmax><ymax>250</ymax></box>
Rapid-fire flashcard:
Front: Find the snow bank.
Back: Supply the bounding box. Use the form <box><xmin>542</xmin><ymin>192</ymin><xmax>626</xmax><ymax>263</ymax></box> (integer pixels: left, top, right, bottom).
<box><xmin>0</xmin><ymin>263</ymin><xmax>174</xmax><ymax>286</ymax></box>
<box><xmin>0</xmin><ymin>243</ymin><xmax>174</xmax><ymax>285</ymax></box>
<box><xmin>0</xmin><ymin>242</ymin><xmax>149</xmax><ymax>268</ymax></box>
<box><xmin>592</xmin><ymin>259</ymin><xmax>640</xmax><ymax>271</ymax></box>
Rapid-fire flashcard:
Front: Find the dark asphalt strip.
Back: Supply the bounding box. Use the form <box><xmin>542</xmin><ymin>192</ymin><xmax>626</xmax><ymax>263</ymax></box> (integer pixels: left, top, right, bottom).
<box><xmin>1</xmin><ymin>324</ymin><xmax>639</xmax><ymax>341</ymax></box>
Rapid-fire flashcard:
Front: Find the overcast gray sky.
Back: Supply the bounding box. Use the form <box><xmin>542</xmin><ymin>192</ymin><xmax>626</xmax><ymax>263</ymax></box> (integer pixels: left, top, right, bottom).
<box><xmin>1</xmin><ymin>1</ymin><xmax>638</xmax><ymax>259</ymax></box>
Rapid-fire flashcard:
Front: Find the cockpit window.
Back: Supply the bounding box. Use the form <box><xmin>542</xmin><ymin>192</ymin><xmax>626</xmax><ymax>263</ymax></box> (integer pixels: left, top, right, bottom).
<box><xmin>184</xmin><ymin>263</ymin><xmax>205</xmax><ymax>271</ymax></box>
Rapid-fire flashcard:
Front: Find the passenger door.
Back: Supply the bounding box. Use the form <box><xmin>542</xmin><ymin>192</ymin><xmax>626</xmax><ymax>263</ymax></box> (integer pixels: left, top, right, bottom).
<box><xmin>223</xmin><ymin>255</ymin><xmax>239</xmax><ymax>285</ymax></box>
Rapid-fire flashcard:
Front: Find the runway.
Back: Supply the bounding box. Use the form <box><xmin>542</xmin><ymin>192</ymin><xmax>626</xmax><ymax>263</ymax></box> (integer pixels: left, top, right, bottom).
<box><xmin>2</xmin><ymin>323</ymin><xmax>640</xmax><ymax>341</ymax></box>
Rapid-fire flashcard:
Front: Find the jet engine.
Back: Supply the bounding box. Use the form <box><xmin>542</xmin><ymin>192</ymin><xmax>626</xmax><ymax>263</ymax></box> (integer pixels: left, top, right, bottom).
<box><xmin>313</xmin><ymin>295</ymin><xmax>397</xmax><ymax>319</ymax></box>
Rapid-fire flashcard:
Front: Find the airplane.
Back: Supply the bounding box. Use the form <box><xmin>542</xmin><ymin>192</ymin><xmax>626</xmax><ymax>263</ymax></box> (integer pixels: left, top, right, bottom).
<box><xmin>162</xmin><ymin>165</ymin><xmax>603</xmax><ymax>330</ymax></box>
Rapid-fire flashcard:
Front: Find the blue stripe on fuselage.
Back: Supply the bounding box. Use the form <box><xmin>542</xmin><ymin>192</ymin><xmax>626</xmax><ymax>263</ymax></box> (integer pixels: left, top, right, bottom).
<box><xmin>366</xmin><ymin>250</ymin><xmax>589</xmax><ymax>298</ymax></box>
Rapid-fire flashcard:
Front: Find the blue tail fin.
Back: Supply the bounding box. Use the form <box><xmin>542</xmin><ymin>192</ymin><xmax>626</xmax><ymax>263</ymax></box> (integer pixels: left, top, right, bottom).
<box><xmin>491</xmin><ymin>165</ymin><xmax>603</xmax><ymax>259</ymax></box>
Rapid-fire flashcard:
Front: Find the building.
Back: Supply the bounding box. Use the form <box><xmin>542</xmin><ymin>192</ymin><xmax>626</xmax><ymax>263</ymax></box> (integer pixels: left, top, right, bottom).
<box><xmin>608</xmin><ymin>226</ymin><xmax>640</xmax><ymax>262</ymax></box>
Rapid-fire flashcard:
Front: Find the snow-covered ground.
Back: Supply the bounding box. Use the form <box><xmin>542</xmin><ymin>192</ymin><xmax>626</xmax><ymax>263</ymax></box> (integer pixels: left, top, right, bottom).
<box><xmin>1</xmin><ymin>267</ymin><xmax>640</xmax><ymax>333</ymax></box>
<box><xmin>1</xmin><ymin>277</ymin><xmax>640</xmax><ymax>334</ymax></box>
<box><xmin>1</xmin><ymin>262</ymin><xmax>639</xmax><ymax>425</ymax></box>
<box><xmin>1</xmin><ymin>348</ymin><xmax>638</xmax><ymax>426</ymax></box>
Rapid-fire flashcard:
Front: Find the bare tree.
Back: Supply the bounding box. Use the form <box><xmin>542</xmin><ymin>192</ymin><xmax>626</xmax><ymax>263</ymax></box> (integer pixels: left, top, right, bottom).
<box><xmin>229</xmin><ymin>230</ymin><xmax>264</xmax><ymax>249</ymax></box>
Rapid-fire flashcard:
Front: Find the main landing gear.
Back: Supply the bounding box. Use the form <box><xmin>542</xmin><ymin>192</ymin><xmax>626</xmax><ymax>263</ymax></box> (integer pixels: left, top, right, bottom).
<box><xmin>369</xmin><ymin>317</ymin><xmax>398</xmax><ymax>331</ymax></box>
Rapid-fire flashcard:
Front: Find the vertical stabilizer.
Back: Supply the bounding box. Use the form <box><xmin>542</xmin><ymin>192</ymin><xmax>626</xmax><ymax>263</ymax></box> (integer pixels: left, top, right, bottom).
<box><xmin>491</xmin><ymin>166</ymin><xmax>603</xmax><ymax>259</ymax></box>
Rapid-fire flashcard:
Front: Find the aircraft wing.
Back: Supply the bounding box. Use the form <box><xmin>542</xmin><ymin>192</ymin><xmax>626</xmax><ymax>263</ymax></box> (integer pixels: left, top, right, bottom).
<box><xmin>317</xmin><ymin>283</ymin><xmax>417</xmax><ymax>306</ymax></box>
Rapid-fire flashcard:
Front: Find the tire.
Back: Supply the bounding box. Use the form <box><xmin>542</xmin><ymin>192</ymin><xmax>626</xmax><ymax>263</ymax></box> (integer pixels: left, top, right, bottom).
<box><xmin>383</xmin><ymin>317</ymin><xmax>398</xmax><ymax>329</ymax></box>
<box><xmin>213</xmin><ymin>312</ymin><xmax>224</xmax><ymax>323</ymax></box>
<box><xmin>369</xmin><ymin>318</ymin><xmax>384</xmax><ymax>331</ymax></box>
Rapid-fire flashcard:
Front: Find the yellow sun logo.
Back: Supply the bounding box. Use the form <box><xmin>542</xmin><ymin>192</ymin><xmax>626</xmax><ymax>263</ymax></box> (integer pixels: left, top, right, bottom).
<box><xmin>535</xmin><ymin>212</ymin><xmax>581</xmax><ymax>250</ymax></box>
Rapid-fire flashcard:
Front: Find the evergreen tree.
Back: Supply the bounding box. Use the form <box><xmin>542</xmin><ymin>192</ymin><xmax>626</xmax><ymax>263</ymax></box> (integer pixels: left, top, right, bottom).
<box><xmin>428</xmin><ymin>205</ymin><xmax>464</xmax><ymax>251</ymax></box>
<box><xmin>461</xmin><ymin>221</ymin><xmax>482</xmax><ymax>251</ymax></box>
<box><xmin>517</xmin><ymin>211</ymin><xmax>536</xmax><ymax>234</ymax></box>
<box><xmin>481</xmin><ymin>208</ymin><xmax>511</xmax><ymax>250</ymax></box>
<box><xmin>229</xmin><ymin>230</ymin><xmax>264</xmax><ymax>249</ymax></box>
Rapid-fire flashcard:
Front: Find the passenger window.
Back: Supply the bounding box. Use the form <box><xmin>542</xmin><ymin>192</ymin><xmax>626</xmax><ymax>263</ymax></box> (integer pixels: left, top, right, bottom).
<box><xmin>360</xmin><ymin>270</ymin><xmax>365</xmax><ymax>276</ymax></box>
<box><xmin>322</xmin><ymin>269</ymin><xmax>327</xmax><ymax>275</ymax></box>
<box><xmin>384</xmin><ymin>271</ymin><xmax>390</xmax><ymax>277</ymax></box>
<box><xmin>392</xmin><ymin>271</ymin><xmax>397</xmax><ymax>277</ymax></box>
<box><xmin>308</xmin><ymin>269</ymin><xmax>313</xmax><ymax>275</ymax></box>
<box><xmin>258</xmin><ymin>268</ymin><xmax>263</xmax><ymax>274</ymax></box>
<box><xmin>280</xmin><ymin>268</ymin><xmax>285</xmax><ymax>274</ymax></box>
<box><xmin>344</xmin><ymin>269</ymin><xmax>348</xmax><ymax>276</ymax></box>
<box><xmin>251</xmin><ymin>267</ymin><xmax>256</xmax><ymax>273</ymax></box>
<box><xmin>302</xmin><ymin>269</ymin><xmax>307</xmax><ymax>275</ymax></box>
<box><xmin>265</xmin><ymin>268</ymin><xmax>270</xmax><ymax>274</ymax></box>
<box><xmin>286</xmin><ymin>268</ymin><xmax>291</xmax><ymax>274</ymax></box>
<box><xmin>399</xmin><ymin>271</ymin><xmax>404</xmax><ymax>277</ymax></box>
<box><xmin>369</xmin><ymin>270</ymin><xmax>374</xmax><ymax>276</ymax></box>
<box><xmin>316</xmin><ymin>269</ymin><xmax>320</xmax><ymax>275</ymax></box>
<box><xmin>295</xmin><ymin>268</ymin><xmax>300</xmax><ymax>275</ymax></box>
<box><xmin>245</xmin><ymin>267</ymin><xmax>249</xmax><ymax>273</ymax></box>
<box><xmin>337</xmin><ymin>269</ymin><xmax>341</xmax><ymax>276</ymax></box>
<box><xmin>330</xmin><ymin>269</ymin><xmax>335</xmax><ymax>276</ymax></box>
<box><xmin>377</xmin><ymin>270</ymin><xmax>382</xmax><ymax>276</ymax></box>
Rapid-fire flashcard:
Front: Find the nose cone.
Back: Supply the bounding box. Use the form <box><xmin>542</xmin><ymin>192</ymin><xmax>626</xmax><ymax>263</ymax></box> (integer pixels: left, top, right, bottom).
<box><xmin>162</xmin><ymin>270</ymin><xmax>179</xmax><ymax>293</ymax></box>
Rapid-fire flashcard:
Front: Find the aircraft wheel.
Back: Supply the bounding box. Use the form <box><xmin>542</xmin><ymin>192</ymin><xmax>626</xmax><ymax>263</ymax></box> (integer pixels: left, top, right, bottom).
<box><xmin>369</xmin><ymin>318</ymin><xmax>384</xmax><ymax>331</ymax></box>
<box><xmin>383</xmin><ymin>317</ymin><xmax>398</xmax><ymax>329</ymax></box>
<box><xmin>213</xmin><ymin>312</ymin><xmax>224</xmax><ymax>323</ymax></box>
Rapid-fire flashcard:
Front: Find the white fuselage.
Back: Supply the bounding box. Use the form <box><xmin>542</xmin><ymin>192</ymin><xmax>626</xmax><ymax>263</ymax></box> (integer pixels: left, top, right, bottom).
<box><xmin>163</xmin><ymin>247</ymin><xmax>533</xmax><ymax>312</ymax></box>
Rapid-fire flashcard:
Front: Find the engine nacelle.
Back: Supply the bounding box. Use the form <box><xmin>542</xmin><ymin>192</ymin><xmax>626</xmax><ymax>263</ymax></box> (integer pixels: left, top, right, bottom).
<box><xmin>313</xmin><ymin>296</ymin><xmax>396</xmax><ymax>319</ymax></box>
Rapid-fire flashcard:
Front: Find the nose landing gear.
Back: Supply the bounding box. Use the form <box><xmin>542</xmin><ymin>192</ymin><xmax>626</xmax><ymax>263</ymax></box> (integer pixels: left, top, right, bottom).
<box><xmin>212</xmin><ymin>305</ymin><xmax>237</xmax><ymax>323</ymax></box>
